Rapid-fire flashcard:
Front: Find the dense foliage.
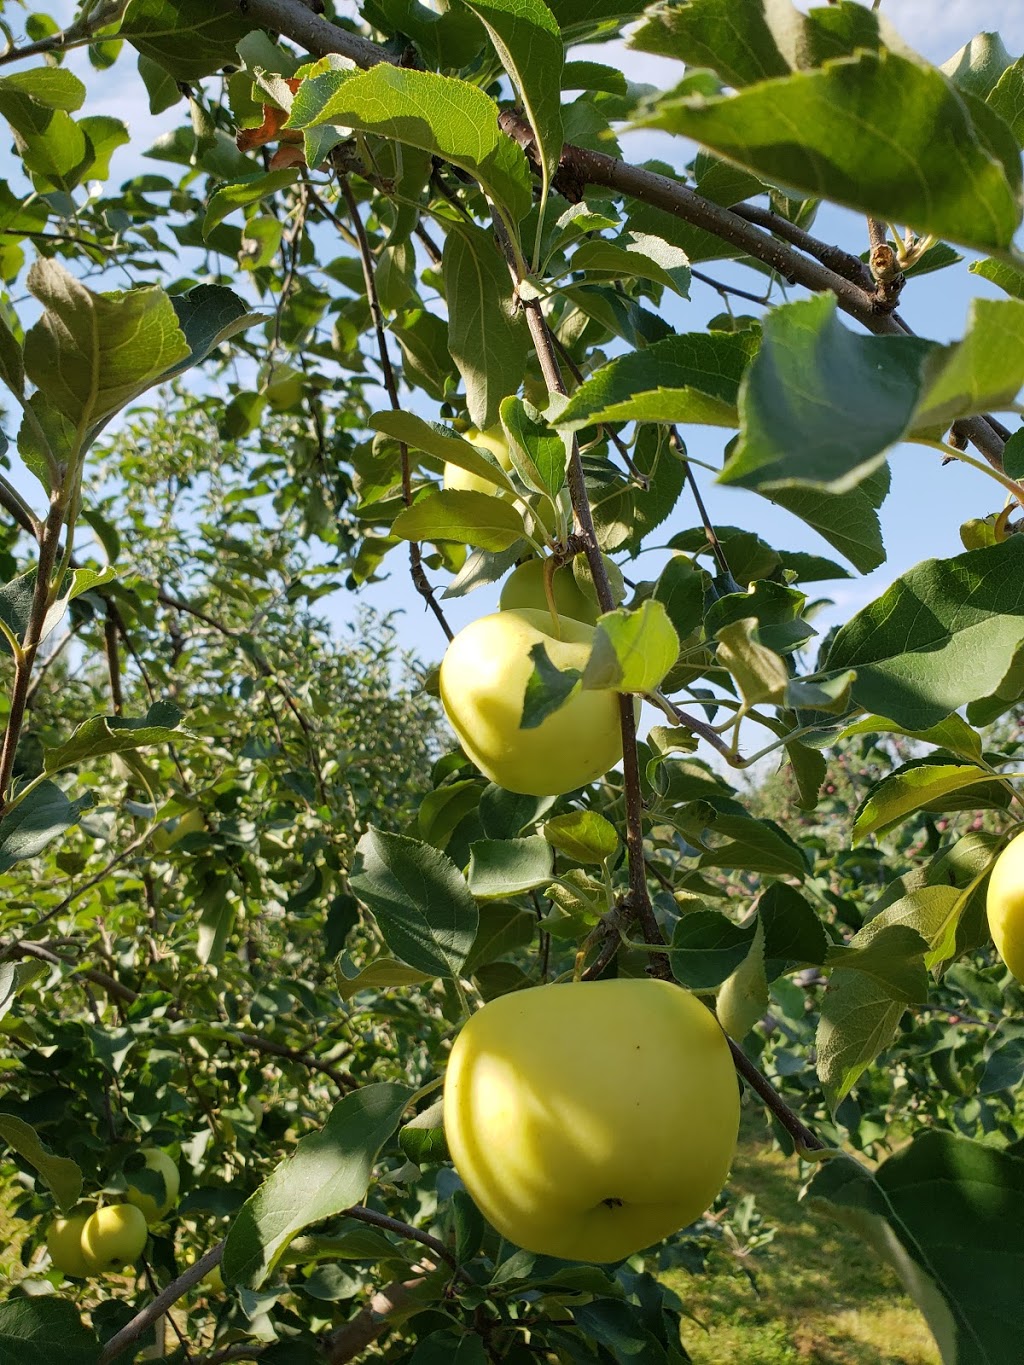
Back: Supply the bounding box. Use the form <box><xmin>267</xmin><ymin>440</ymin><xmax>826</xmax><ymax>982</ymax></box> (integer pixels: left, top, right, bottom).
<box><xmin>3</xmin><ymin>0</ymin><xmax>1024</xmax><ymax>1361</ymax></box>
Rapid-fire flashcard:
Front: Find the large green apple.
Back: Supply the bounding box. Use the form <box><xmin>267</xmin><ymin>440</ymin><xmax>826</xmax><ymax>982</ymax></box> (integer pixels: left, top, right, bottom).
<box><xmin>498</xmin><ymin>558</ymin><xmax>599</xmax><ymax>625</ymax></box>
<box><xmin>443</xmin><ymin>978</ymin><xmax>739</xmax><ymax>1263</ymax></box>
<box><xmin>81</xmin><ymin>1203</ymin><xmax>149</xmax><ymax>1272</ymax></box>
<box><xmin>443</xmin><ymin>426</ymin><xmax>514</xmax><ymax>494</ymax></box>
<box><xmin>124</xmin><ymin>1148</ymin><xmax>180</xmax><ymax>1223</ymax></box>
<box><xmin>46</xmin><ymin>1209</ymin><xmax>94</xmax><ymax>1278</ymax></box>
<box><xmin>987</xmin><ymin>831</ymin><xmax>1024</xmax><ymax>980</ymax></box>
<box><xmin>438</xmin><ymin>607</ymin><xmax>621</xmax><ymax>796</ymax></box>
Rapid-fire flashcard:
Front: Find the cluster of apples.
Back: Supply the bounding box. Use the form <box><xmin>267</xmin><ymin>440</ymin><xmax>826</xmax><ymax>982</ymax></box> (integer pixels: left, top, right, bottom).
<box><xmin>439</xmin><ymin>429</ymin><xmax>622</xmax><ymax>799</ymax></box>
<box><xmin>45</xmin><ymin>1149</ymin><xmax>178</xmax><ymax>1278</ymax></box>
<box><xmin>435</xmin><ymin>431</ymin><xmax>741</xmax><ymax>1264</ymax></box>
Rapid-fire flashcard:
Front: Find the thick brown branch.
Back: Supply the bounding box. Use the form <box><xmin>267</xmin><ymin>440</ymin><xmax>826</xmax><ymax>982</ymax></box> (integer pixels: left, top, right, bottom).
<box><xmin>240</xmin><ymin>0</ymin><xmax>398</xmax><ymax>70</ymax></box>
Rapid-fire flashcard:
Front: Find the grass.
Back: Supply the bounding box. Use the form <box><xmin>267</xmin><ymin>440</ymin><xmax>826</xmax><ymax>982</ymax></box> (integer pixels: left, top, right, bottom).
<box><xmin>666</xmin><ymin>1130</ymin><xmax>940</xmax><ymax>1365</ymax></box>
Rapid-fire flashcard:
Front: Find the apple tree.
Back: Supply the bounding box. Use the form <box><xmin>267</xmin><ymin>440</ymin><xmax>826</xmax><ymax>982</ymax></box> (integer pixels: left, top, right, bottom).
<box><xmin>2</xmin><ymin>0</ymin><xmax>1024</xmax><ymax>1361</ymax></box>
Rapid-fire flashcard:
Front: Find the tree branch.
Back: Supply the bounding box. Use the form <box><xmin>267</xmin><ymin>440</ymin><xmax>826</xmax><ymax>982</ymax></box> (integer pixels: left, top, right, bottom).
<box><xmin>98</xmin><ymin>1242</ymin><xmax>226</xmax><ymax>1365</ymax></box>
<box><xmin>337</xmin><ymin>171</ymin><xmax>453</xmax><ymax>641</ymax></box>
<box><xmin>240</xmin><ymin>0</ymin><xmax>399</xmax><ymax>71</ymax></box>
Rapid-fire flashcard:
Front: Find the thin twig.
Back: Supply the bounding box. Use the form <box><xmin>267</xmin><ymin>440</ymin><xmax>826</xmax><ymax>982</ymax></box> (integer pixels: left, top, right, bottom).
<box><xmin>669</xmin><ymin>427</ymin><xmax>734</xmax><ymax>582</ymax></box>
<box><xmin>341</xmin><ymin>1205</ymin><xmax>458</xmax><ymax>1271</ymax></box>
<box><xmin>338</xmin><ymin>171</ymin><xmax>453</xmax><ymax>640</ymax></box>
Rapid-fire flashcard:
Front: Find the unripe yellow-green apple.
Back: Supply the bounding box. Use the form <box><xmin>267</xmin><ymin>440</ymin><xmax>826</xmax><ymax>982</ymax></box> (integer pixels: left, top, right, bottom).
<box><xmin>124</xmin><ymin>1149</ymin><xmax>179</xmax><ymax>1223</ymax></box>
<box><xmin>439</xmin><ymin>608</ymin><xmax>621</xmax><ymax>796</ymax></box>
<box><xmin>46</xmin><ymin>1210</ymin><xmax>94</xmax><ymax>1278</ymax></box>
<box><xmin>499</xmin><ymin>558</ymin><xmax>599</xmax><ymax>625</ymax></box>
<box><xmin>81</xmin><ymin>1204</ymin><xmax>149</xmax><ymax>1272</ymax></box>
<box><xmin>987</xmin><ymin>831</ymin><xmax>1024</xmax><ymax>980</ymax></box>
<box><xmin>443</xmin><ymin>426</ymin><xmax>513</xmax><ymax>494</ymax></box>
<box><xmin>443</xmin><ymin>978</ymin><xmax>739</xmax><ymax>1263</ymax></box>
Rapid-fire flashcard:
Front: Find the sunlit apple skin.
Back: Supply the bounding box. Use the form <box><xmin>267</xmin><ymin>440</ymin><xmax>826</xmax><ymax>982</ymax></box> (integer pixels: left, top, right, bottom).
<box><xmin>987</xmin><ymin>831</ymin><xmax>1024</xmax><ymax>980</ymax></box>
<box><xmin>443</xmin><ymin>978</ymin><xmax>739</xmax><ymax>1263</ymax></box>
<box><xmin>499</xmin><ymin>559</ymin><xmax>599</xmax><ymax>626</ymax></box>
<box><xmin>46</xmin><ymin>1211</ymin><xmax>94</xmax><ymax>1278</ymax></box>
<box><xmin>443</xmin><ymin>426</ymin><xmax>513</xmax><ymax>494</ymax></box>
<box><xmin>439</xmin><ymin>608</ymin><xmax>621</xmax><ymax>796</ymax></box>
<box><xmin>125</xmin><ymin>1148</ymin><xmax>180</xmax><ymax>1223</ymax></box>
<box><xmin>81</xmin><ymin>1204</ymin><xmax>149</xmax><ymax>1272</ymax></box>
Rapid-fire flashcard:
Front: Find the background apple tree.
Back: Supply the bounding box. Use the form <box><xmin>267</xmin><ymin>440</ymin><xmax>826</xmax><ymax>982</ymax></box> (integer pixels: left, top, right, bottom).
<box><xmin>2</xmin><ymin>0</ymin><xmax>1024</xmax><ymax>1360</ymax></box>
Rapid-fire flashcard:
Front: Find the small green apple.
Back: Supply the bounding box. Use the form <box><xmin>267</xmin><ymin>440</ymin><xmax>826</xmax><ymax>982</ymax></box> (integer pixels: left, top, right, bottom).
<box><xmin>46</xmin><ymin>1209</ymin><xmax>94</xmax><ymax>1279</ymax></box>
<box><xmin>124</xmin><ymin>1148</ymin><xmax>179</xmax><ymax>1223</ymax></box>
<box><xmin>443</xmin><ymin>978</ymin><xmax>739</xmax><ymax>1263</ymax></box>
<box><xmin>499</xmin><ymin>558</ymin><xmax>599</xmax><ymax>625</ymax></box>
<box><xmin>439</xmin><ymin>607</ymin><xmax>621</xmax><ymax>796</ymax></box>
<box><xmin>81</xmin><ymin>1204</ymin><xmax>149</xmax><ymax>1272</ymax></box>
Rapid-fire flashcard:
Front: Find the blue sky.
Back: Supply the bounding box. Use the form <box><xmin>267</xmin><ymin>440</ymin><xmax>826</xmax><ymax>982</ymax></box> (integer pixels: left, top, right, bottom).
<box><xmin>2</xmin><ymin>0</ymin><xmax>1024</xmax><ymax>675</ymax></box>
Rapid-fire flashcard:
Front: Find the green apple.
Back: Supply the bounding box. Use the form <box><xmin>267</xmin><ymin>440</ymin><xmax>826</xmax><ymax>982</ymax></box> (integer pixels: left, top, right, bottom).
<box><xmin>438</xmin><ymin>607</ymin><xmax>621</xmax><ymax>796</ymax></box>
<box><xmin>443</xmin><ymin>426</ymin><xmax>514</xmax><ymax>494</ymax></box>
<box><xmin>124</xmin><ymin>1148</ymin><xmax>180</xmax><ymax>1223</ymax></box>
<box><xmin>499</xmin><ymin>558</ymin><xmax>599</xmax><ymax>625</ymax></box>
<box><xmin>987</xmin><ymin>831</ymin><xmax>1024</xmax><ymax>980</ymax></box>
<box><xmin>46</xmin><ymin>1209</ymin><xmax>94</xmax><ymax>1278</ymax></box>
<box><xmin>443</xmin><ymin>978</ymin><xmax>739</xmax><ymax>1263</ymax></box>
<box><xmin>81</xmin><ymin>1203</ymin><xmax>149</xmax><ymax>1272</ymax></box>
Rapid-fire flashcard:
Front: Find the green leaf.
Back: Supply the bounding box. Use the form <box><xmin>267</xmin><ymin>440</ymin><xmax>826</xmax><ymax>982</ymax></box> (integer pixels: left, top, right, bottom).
<box><xmin>807</xmin><ymin>1132</ymin><xmax>1024</xmax><ymax>1364</ymax></box>
<box><xmin>286</xmin><ymin>65</ymin><xmax>532</xmax><ymax>223</ymax></box>
<box><xmin>942</xmin><ymin>30</ymin><xmax>1014</xmax><ymax>100</ymax></box>
<box><xmin>557</xmin><ymin>329</ymin><xmax>758</xmax><ymax>430</ymax></box>
<box><xmin>0</xmin><ymin>781</ymin><xmax>91</xmax><ymax>872</ymax></box>
<box><xmin>167</xmin><ymin>285</ymin><xmax>262</xmax><ymax>379</ymax></box>
<box><xmin>203</xmin><ymin>169</ymin><xmax>301</xmax><ymax>236</ymax></box>
<box><xmin>816</xmin><ymin>886</ymin><xmax>962</xmax><ymax>1105</ymax></box>
<box><xmin>764</xmin><ymin>466</ymin><xmax>889</xmax><ymax>573</ymax></box>
<box><xmin>570</xmin><ymin>233</ymin><xmax>691</xmax><ymax>298</ymax></box>
<box><xmin>824</xmin><ymin>538</ymin><xmax>1024</xmax><ymax>729</ymax></box>
<box><xmin>653</xmin><ymin>553</ymin><xmax>705</xmax><ymax>642</ymax></box>
<box><xmin>222</xmin><ymin>1083</ymin><xmax>412</xmax><ymax>1289</ymax></box>
<box><xmin>705</xmin><ymin>579</ymin><xmax>814</xmax><ymax>655</ymax></box>
<box><xmin>24</xmin><ymin>260</ymin><xmax>189</xmax><ymax>437</ymax></box>
<box><xmin>468</xmin><ymin>835</ymin><xmax>555</xmax><ymax>898</ymax></box>
<box><xmin>853</xmin><ymin>762</ymin><xmax>1008</xmax><ymax>840</ymax></box>
<box><xmin>500</xmin><ymin>396</ymin><xmax>568</xmax><ymax>500</ymax></box>
<box><xmin>0</xmin><ymin>309</ymin><xmax>24</xmax><ymax>397</ymax></box>
<box><xmin>715</xmin><ymin>618</ymin><xmax>788</xmax><ymax>706</ymax></box>
<box><xmin>464</xmin><ymin>0</ymin><xmax>563</xmax><ymax>204</ymax></box>
<box><xmin>582</xmin><ymin>600</ymin><xmax>680</xmax><ymax>693</ymax></box>
<box><xmin>698</xmin><ymin>809</ymin><xmax>808</xmax><ymax>879</ymax></box>
<box><xmin>371</xmin><ymin>412</ymin><xmax>517</xmax><ymax>494</ymax></box>
<box><xmin>399</xmin><ymin>1099</ymin><xmax>449</xmax><ymax>1165</ymax></box>
<box><xmin>78</xmin><ymin>114</ymin><xmax>129</xmax><ymax>180</ymax></box>
<box><xmin>0</xmin><ymin>1113</ymin><xmax>82</xmax><ymax>1211</ymax></box>
<box><xmin>716</xmin><ymin>917</ymin><xmax>768</xmax><ymax>1042</ymax></box>
<box><xmin>443</xmin><ymin>225</ymin><xmax>528</xmax><ymax>431</ymax></box>
<box><xmin>759</xmin><ymin>883</ymin><xmax>828</xmax><ymax>978</ymax></box>
<box><xmin>630</xmin><ymin>0</ymin><xmax>899</xmax><ymax>89</ymax></box>
<box><xmin>670</xmin><ymin>909</ymin><xmax>752</xmax><ymax>990</ymax></box>
<box><xmin>0</xmin><ymin>1299</ymin><xmax>98</xmax><ymax>1365</ymax></box>
<box><xmin>350</xmin><ymin>827</ymin><xmax>478</xmax><ymax>978</ymax></box>
<box><xmin>542</xmin><ymin>811</ymin><xmax>620</xmax><ymax>865</ymax></box>
<box><xmin>122</xmin><ymin>0</ymin><xmax>253</xmax><ymax>80</ymax></box>
<box><xmin>464</xmin><ymin>903</ymin><xmax>536</xmax><ymax>971</ymax></box>
<box><xmin>335</xmin><ymin>957</ymin><xmax>432</xmax><ymax>1001</ymax></box>
<box><xmin>825</xmin><ymin>925</ymin><xmax>930</xmax><ymax>1005</ymax></box>
<box><xmin>520</xmin><ymin>642</ymin><xmax>582</xmax><ymax>729</ymax></box>
<box><xmin>723</xmin><ymin>295</ymin><xmax>932</xmax><ymax>495</ymax></box>
<box><xmin>634</xmin><ymin>49</ymin><xmax>1023</xmax><ymax>255</ymax></box>
<box><xmin>912</xmin><ymin>298</ymin><xmax>1024</xmax><ymax>433</ymax></box>
<box><xmin>392</xmin><ymin>490</ymin><xmax>527</xmax><ymax>552</ymax></box>
<box><xmin>44</xmin><ymin>701</ymin><xmax>184</xmax><ymax>776</ymax></box>
<box><xmin>989</xmin><ymin>57</ymin><xmax>1024</xmax><ymax>145</ymax></box>
<box><xmin>838</xmin><ymin>712</ymin><xmax>983</xmax><ymax>762</ymax></box>
<box><xmin>969</xmin><ymin>255</ymin><xmax>1024</xmax><ymax>300</ymax></box>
